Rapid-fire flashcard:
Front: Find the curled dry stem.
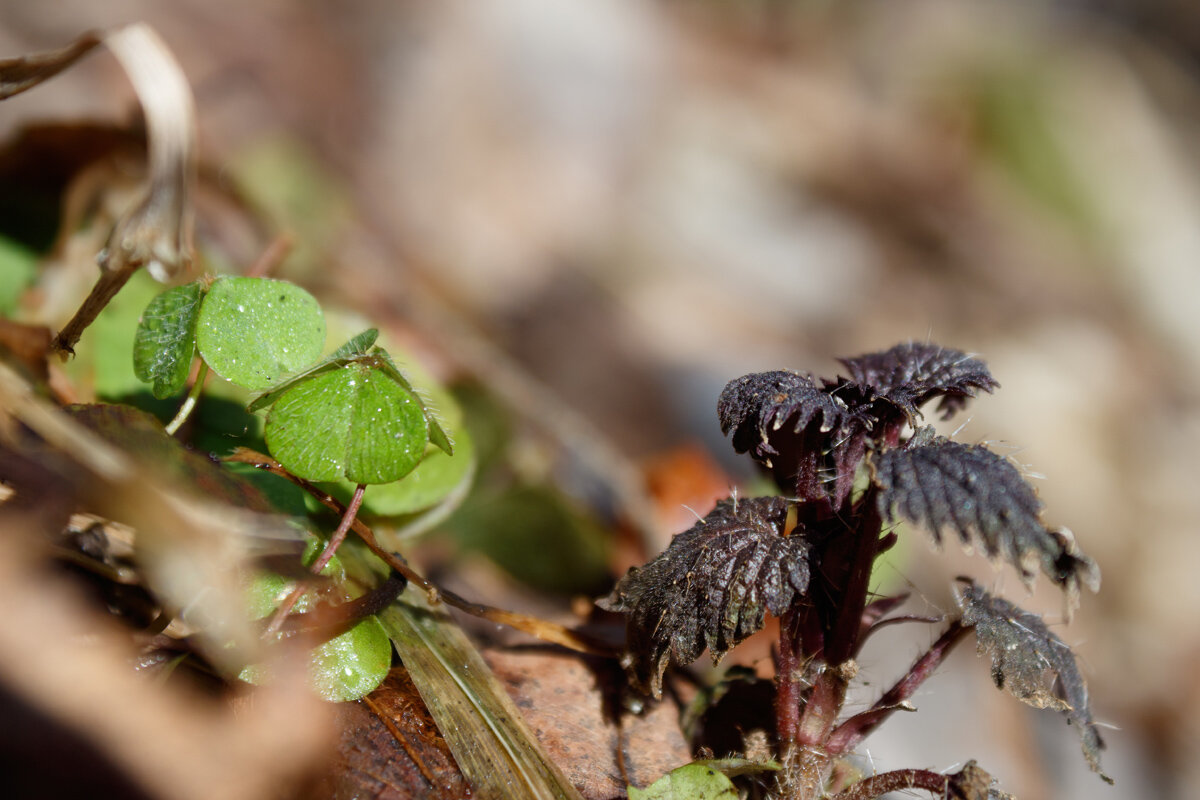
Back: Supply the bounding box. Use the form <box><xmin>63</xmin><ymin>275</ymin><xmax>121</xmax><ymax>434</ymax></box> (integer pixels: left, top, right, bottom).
<box><xmin>5</xmin><ymin>24</ymin><xmax>200</xmax><ymax>357</ymax></box>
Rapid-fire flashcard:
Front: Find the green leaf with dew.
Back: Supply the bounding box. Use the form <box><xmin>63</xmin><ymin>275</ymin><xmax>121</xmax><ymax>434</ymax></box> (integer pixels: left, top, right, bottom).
<box><xmin>628</xmin><ymin>763</ymin><xmax>739</xmax><ymax>800</ymax></box>
<box><xmin>246</xmin><ymin>328</ymin><xmax>379</xmax><ymax>412</ymax></box>
<box><xmin>133</xmin><ymin>281</ymin><xmax>204</xmax><ymax>398</ymax></box>
<box><xmin>371</xmin><ymin>348</ymin><xmax>453</xmax><ymax>455</ymax></box>
<box><xmin>264</xmin><ymin>359</ymin><xmax>429</xmax><ymax>484</ymax></box>
<box><xmin>195</xmin><ymin>276</ymin><xmax>325</xmax><ymax>391</ymax></box>
<box><xmin>307</xmin><ymin>615</ymin><xmax>391</xmax><ymax>702</ymax></box>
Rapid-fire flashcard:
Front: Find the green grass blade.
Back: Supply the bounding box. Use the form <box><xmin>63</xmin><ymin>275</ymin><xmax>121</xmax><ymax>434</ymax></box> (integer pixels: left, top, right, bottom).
<box><xmin>378</xmin><ymin>592</ymin><xmax>584</xmax><ymax>800</ymax></box>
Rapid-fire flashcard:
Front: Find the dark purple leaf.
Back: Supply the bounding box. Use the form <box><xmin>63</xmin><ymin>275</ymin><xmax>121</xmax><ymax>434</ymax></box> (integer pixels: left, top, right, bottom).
<box><xmin>838</xmin><ymin>342</ymin><xmax>997</xmax><ymax>420</ymax></box>
<box><xmin>873</xmin><ymin>427</ymin><xmax>1100</xmax><ymax>603</ymax></box>
<box><xmin>598</xmin><ymin>496</ymin><xmax>810</xmax><ymax>697</ymax></box>
<box><xmin>716</xmin><ymin>371</ymin><xmax>867</xmax><ymax>504</ymax></box>
<box><xmin>717</xmin><ymin>370</ymin><xmax>849</xmax><ymax>464</ymax></box>
<box><xmin>958</xmin><ymin>583</ymin><xmax>1110</xmax><ymax>783</ymax></box>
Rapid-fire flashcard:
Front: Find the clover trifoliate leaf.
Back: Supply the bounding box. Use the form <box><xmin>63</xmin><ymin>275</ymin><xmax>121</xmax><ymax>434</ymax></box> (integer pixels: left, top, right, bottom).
<box><xmin>264</xmin><ymin>360</ymin><xmax>429</xmax><ymax>484</ymax></box>
<box><xmin>246</xmin><ymin>328</ymin><xmax>379</xmax><ymax>412</ymax></box>
<box><xmin>196</xmin><ymin>277</ymin><xmax>325</xmax><ymax>391</ymax></box>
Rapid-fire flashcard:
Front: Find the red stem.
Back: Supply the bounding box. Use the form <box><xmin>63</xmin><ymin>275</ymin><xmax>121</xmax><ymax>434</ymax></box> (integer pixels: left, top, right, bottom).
<box><xmin>309</xmin><ymin>482</ymin><xmax>366</xmax><ymax>574</ymax></box>
<box><xmin>829</xmin><ymin>768</ymin><xmax>948</xmax><ymax>800</ymax></box>
<box><xmin>795</xmin><ymin>660</ymin><xmax>850</xmax><ymax>748</ymax></box>
<box><xmin>827</xmin><ymin>498</ymin><xmax>884</xmax><ymax>663</ymax></box>
<box><xmin>263</xmin><ymin>483</ymin><xmax>367</xmax><ymax>637</ymax></box>
<box><xmin>826</xmin><ymin>620</ymin><xmax>971</xmax><ymax>754</ymax></box>
<box><xmin>775</xmin><ymin>607</ymin><xmax>803</xmax><ymax>747</ymax></box>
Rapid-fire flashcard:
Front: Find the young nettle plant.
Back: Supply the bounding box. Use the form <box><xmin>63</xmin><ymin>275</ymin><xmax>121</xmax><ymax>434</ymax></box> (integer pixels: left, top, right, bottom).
<box><xmin>602</xmin><ymin>343</ymin><xmax>1109</xmax><ymax>798</ymax></box>
<box><xmin>133</xmin><ymin>274</ymin><xmax>453</xmax><ymax>700</ymax></box>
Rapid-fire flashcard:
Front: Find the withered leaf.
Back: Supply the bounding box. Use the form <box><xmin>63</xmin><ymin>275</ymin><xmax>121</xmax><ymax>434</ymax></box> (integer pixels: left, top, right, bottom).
<box><xmin>838</xmin><ymin>342</ymin><xmax>997</xmax><ymax>420</ymax></box>
<box><xmin>66</xmin><ymin>404</ymin><xmax>277</xmax><ymax>514</ymax></box>
<box><xmin>945</xmin><ymin>760</ymin><xmax>992</xmax><ymax>800</ymax></box>
<box><xmin>306</xmin><ymin>667</ymin><xmax>468</xmax><ymax>800</ymax></box>
<box><xmin>958</xmin><ymin>582</ymin><xmax>1109</xmax><ymax>783</ymax></box>
<box><xmin>599</xmin><ymin>496</ymin><xmax>810</xmax><ymax>697</ymax></box>
<box><xmin>872</xmin><ymin>428</ymin><xmax>1099</xmax><ymax>601</ymax></box>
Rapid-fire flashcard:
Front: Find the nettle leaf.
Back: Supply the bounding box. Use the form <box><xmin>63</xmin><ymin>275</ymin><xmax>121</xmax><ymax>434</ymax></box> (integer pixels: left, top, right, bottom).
<box><xmin>133</xmin><ymin>281</ymin><xmax>204</xmax><ymax>398</ymax></box>
<box><xmin>195</xmin><ymin>276</ymin><xmax>326</xmax><ymax>391</ymax></box>
<box><xmin>717</xmin><ymin>344</ymin><xmax>996</xmax><ymax>489</ymax></box>
<box><xmin>718</xmin><ymin>370</ymin><xmax>850</xmax><ymax>464</ymax></box>
<box><xmin>264</xmin><ymin>359</ymin><xmax>431</xmax><ymax>484</ymax></box>
<box><xmin>599</xmin><ymin>496</ymin><xmax>810</xmax><ymax>697</ymax></box>
<box><xmin>717</xmin><ymin>370</ymin><xmax>868</xmax><ymax>504</ymax></box>
<box><xmin>838</xmin><ymin>341</ymin><xmax>997</xmax><ymax>420</ymax></box>
<box><xmin>873</xmin><ymin>427</ymin><xmax>1100</xmax><ymax>602</ymax></box>
<box><xmin>958</xmin><ymin>582</ymin><xmax>1109</xmax><ymax>783</ymax></box>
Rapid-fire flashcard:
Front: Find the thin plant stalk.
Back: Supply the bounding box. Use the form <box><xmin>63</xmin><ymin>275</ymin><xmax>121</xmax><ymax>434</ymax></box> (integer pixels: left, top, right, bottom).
<box><xmin>264</xmin><ymin>483</ymin><xmax>366</xmax><ymax>637</ymax></box>
<box><xmin>228</xmin><ymin>448</ymin><xmax>615</xmax><ymax>655</ymax></box>
<box><xmin>165</xmin><ymin>361</ymin><xmax>208</xmax><ymax>435</ymax></box>
<box><xmin>826</xmin><ymin>620</ymin><xmax>971</xmax><ymax>755</ymax></box>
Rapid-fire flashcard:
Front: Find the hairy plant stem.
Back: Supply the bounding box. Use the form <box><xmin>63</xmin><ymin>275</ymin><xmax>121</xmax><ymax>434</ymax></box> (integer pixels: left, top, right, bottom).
<box><xmin>826</xmin><ymin>619</ymin><xmax>971</xmax><ymax>754</ymax></box>
<box><xmin>775</xmin><ymin>491</ymin><xmax>888</xmax><ymax>796</ymax></box>
<box><xmin>776</xmin><ymin>606</ymin><xmax>804</xmax><ymax>747</ymax></box>
<box><xmin>827</xmin><ymin>497</ymin><xmax>883</xmax><ymax>663</ymax></box>
<box><xmin>828</xmin><ymin>768</ymin><xmax>948</xmax><ymax>800</ymax></box>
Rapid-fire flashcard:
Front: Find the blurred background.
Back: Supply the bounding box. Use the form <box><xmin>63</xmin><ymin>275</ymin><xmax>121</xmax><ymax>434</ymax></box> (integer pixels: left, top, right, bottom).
<box><xmin>1</xmin><ymin>0</ymin><xmax>1197</xmax><ymax>797</ymax></box>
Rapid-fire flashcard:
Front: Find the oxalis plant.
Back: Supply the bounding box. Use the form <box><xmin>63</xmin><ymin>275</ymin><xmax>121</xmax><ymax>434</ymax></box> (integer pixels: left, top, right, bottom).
<box><xmin>133</xmin><ymin>273</ymin><xmax>454</xmax><ymax>700</ymax></box>
<box><xmin>602</xmin><ymin>342</ymin><xmax>1110</xmax><ymax>799</ymax></box>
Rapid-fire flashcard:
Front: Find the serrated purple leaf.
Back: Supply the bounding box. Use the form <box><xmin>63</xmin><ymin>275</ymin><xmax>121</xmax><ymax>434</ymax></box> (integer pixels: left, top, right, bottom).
<box><xmin>718</xmin><ymin>371</ymin><xmax>849</xmax><ymax>460</ymax></box>
<box><xmin>598</xmin><ymin>496</ymin><xmax>811</xmax><ymax>697</ymax></box>
<box><xmin>959</xmin><ymin>583</ymin><xmax>1110</xmax><ymax>783</ymax></box>
<box><xmin>873</xmin><ymin>428</ymin><xmax>1100</xmax><ymax>603</ymax></box>
<box><xmin>838</xmin><ymin>342</ymin><xmax>997</xmax><ymax>420</ymax></box>
<box><xmin>717</xmin><ymin>371</ymin><xmax>869</xmax><ymax>504</ymax></box>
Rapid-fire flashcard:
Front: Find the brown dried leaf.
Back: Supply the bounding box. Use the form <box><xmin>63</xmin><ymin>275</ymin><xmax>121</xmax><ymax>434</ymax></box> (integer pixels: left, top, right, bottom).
<box><xmin>945</xmin><ymin>760</ymin><xmax>993</xmax><ymax>800</ymax></box>
<box><xmin>484</xmin><ymin>649</ymin><xmax>691</xmax><ymax>800</ymax></box>
<box><xmin>66</xmin><ymin>404</ymin><xmax>278</xmax><ymax>513</ymax></box>
<box><xmin>958</xmin><ymin>582</ymin><xmax>1110</xmax><ymax>784</ymax></box>
<box><xmin>308</xmin><ymin>668</ymin><xmax>469</xmax><ymax>800</ymax></box>
<box><xmin>599</xmin><ymin>496</ymin><xmax>809</xmax><ymax>696</ymax></box>
<box><xmin>0</xmin><ymin>321</ymin><xmax>52</xmax><ymax>387</ymax></box>
<box><xmin>378</xmin><ymin>591</ymin><xmax>587</xmax><ymax>800</ymax></box>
